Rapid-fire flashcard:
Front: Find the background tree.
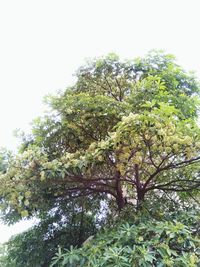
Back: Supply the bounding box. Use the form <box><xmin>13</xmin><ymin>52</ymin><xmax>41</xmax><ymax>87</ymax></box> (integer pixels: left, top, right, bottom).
<box><xmin>1</xmin><ymin>198</ymin><xmax>99</xmax><ymax>267</ymax></box>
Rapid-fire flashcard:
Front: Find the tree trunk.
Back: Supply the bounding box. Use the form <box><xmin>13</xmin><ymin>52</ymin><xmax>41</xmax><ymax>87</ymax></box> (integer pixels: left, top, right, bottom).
<box><xmin>78</xmin><ymin>204</ymin><xmax>84</xmax><ymax>246</ymax></box>
<box><xmin>116</xmin><ymin>171</ymin><xmax>126</xmax><ymax>211</ymax></box>
<box><xmin>136</xmin><ymin>188</ymin><xmax>145</xmax><ymax>210</ymax></box>
<box><xmin>116</xmin><ymin>192</ymin><xmax>126</xmax><ymax>211</ymax></box>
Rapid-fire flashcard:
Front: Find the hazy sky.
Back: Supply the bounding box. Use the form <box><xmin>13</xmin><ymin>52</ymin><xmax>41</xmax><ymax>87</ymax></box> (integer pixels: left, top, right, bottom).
<box><xmin>0</xmin><ymin>0</ymin><xmax>200</xmax><ymax>243</ymax></box>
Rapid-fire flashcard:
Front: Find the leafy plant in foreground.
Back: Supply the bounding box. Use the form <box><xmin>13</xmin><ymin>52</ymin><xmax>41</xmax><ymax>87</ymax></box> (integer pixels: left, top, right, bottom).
<box><xmin>51</xmin><ymin>212</ymin><xmax>200</xmax><ymax>267</ymax></box>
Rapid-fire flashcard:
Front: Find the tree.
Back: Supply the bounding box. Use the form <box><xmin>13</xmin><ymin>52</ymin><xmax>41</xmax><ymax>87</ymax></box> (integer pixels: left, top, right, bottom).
<box><xmin>1</xmin><ymin>199</ymin><xmax>98</xmax><ymax>267</ymax></box>
<box><xmin>0</xmin><ymin>50</ymin><xmax>200</xmax><ymax>222</ymax></box>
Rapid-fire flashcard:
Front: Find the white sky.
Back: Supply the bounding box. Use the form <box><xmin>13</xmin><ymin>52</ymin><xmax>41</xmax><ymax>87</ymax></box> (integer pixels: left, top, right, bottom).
<box><xmin>0</xmin><ymin>0</ymin><xmax>200</xmax><ymax>243</ymax></box>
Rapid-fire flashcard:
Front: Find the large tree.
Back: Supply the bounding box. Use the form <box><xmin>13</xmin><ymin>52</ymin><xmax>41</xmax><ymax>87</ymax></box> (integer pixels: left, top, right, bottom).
<box><xmin>0</xmin><ymin>51</ymin><xmax>200</xmax><ymax>223</ymax></box>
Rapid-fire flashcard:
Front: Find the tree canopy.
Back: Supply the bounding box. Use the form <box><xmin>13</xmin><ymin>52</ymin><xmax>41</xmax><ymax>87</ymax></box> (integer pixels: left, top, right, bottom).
<box><xmin>1</xmin><ymin>51</ymin><xmax>200</xmax><ymax>266</ymax></box>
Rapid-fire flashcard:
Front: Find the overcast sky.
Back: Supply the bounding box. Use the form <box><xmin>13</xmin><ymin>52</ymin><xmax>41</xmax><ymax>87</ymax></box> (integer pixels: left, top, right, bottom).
<box><xmin>0</xmin><ymin>0</ymin><xmax>200</xmax><ymax>243</ymax></box>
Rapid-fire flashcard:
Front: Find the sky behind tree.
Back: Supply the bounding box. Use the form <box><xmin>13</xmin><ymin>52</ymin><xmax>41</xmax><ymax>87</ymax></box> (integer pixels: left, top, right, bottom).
<box><xmin>0</xmin><ymin>0</ymin><xmax>200</xmax><ymax>242</ymax></box>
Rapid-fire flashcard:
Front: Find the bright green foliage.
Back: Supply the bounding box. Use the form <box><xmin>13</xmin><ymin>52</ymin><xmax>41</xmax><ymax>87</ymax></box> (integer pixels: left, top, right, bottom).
<box><xmin>51</xmin><ymin>211</ymin><xmax>200</xmax><ymax>267</ymax></box>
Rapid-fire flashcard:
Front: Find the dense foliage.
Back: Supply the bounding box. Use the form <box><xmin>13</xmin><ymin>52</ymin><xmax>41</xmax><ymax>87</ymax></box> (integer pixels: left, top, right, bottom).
<box><xmin>0</xmin><ymin>51</ymin><xmax>200</xmax><ymax>266</ymax></box>
<box><xmin>1</xmin><ymin>51</ymin><xmax>200</xmax><ymax>217</ymax></box>
<box><xmin>51</xmin><ymin>211</ymin><xmax>200</xmax><ymax>267</ymax></box>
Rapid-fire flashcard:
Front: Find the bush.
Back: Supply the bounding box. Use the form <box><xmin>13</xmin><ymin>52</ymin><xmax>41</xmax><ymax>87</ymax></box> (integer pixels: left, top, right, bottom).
<box><xmin>51</xmin><ymin>212</ymin><xmax>200</xmax><ymax>267</ymax></box>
